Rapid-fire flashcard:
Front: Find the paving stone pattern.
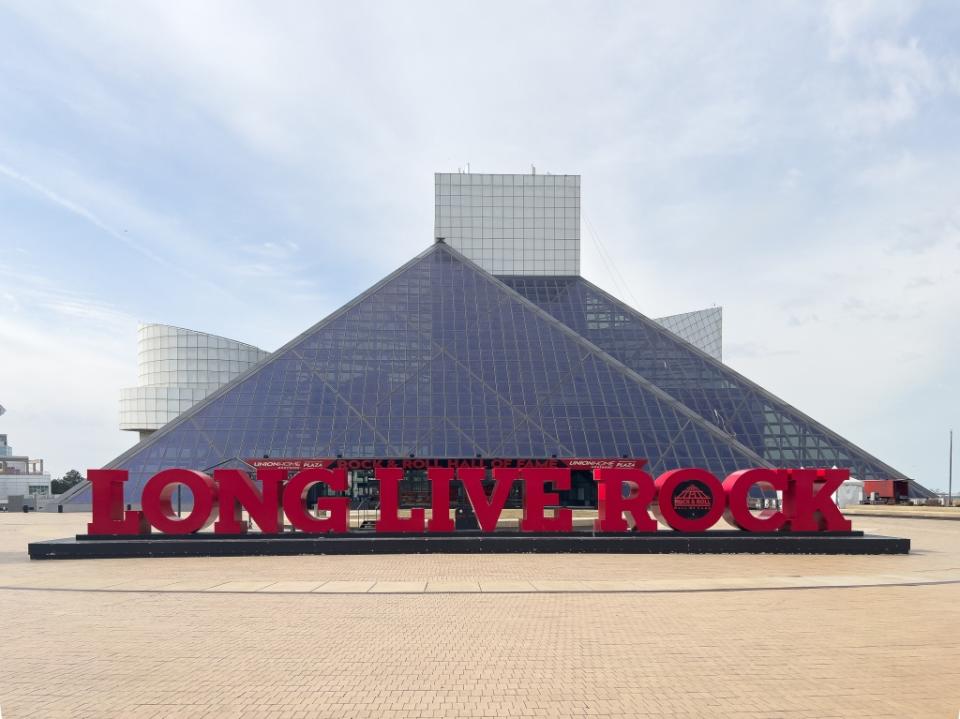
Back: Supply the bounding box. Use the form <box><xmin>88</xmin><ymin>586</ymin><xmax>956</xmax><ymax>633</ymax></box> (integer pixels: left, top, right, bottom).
<box><xmin>1</xmin><ymin>514</ymin><xmax>959</xmax><ymax>718</ymax></box>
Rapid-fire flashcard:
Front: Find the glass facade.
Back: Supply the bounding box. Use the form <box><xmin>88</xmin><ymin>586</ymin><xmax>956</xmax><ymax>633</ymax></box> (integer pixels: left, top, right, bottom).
<box><xmin>500</xmin><ymin>275</ymin><xmax>915</xmax><ymax>485</ymax></box>
<box><xmin>435</xmin><ymin>173</ymin><xmax>580</xmax><ymax>276</ymax></box>
<box><xmin>66</xmin><ymin>243</ymin><xmax>766</xmax><ymax>505</ymax></box>
<box><xmin>654</xmin><ymin>307</ymin><xmax>723</xmax><ymax>361</ymax></box>
<box><xmin>62</xmin><ymin>240</ymin><xmax>924</xmax><ymax>506</ymax></box>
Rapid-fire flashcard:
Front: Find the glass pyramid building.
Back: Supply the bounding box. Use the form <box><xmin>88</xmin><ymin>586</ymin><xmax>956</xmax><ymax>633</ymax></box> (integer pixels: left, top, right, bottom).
<box><xmin>501</xmin><ymin>275</ymin><xmax>913</xmax><ymax>486</ymax></box>
<box><xmin>62</xmin><ymin>239</ymin><xmax>925</xmax><ymax>507</ymax></box>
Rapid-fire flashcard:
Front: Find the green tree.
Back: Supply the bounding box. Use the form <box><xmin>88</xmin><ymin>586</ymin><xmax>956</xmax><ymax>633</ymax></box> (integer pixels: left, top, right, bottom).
<box><xmin>52</xmin><ymin>469</ymin><xmax>85</xmax><ymax>495</ymax></box>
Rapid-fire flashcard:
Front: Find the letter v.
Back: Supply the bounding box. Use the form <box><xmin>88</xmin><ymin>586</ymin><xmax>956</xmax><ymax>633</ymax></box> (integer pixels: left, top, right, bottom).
<box><xmin>459</xmin><ymin>468</ymin><xmax>516</xmax><ymax>532</ymax></box>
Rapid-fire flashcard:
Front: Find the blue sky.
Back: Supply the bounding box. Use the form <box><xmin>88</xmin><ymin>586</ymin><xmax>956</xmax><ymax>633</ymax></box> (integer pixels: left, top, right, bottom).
<box><xmin>1</xmin><ymin>1</ymin><xmax>957</xmax><ymax>490</ymax></box>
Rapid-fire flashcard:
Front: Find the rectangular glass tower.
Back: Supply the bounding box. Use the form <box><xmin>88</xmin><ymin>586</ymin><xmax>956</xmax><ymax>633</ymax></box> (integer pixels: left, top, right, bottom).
<box><xmin>434</xmin><ymin>172</ymin><xmax>580</xmax><ymax>275</ymax></box>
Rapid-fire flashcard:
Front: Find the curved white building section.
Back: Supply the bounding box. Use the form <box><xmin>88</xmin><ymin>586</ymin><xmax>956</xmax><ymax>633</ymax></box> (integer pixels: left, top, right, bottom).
<box><xmin>120</xmin><ymin>324</ymin><xmax>270</xmax><ymax>439</ymax></box>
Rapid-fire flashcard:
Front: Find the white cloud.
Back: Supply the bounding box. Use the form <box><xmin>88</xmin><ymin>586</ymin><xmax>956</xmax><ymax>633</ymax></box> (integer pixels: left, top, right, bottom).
<box><xmin>0</xmin><ymin>162</ymin><xmax>167</xmax><ymax>265</ymax></box>
<box><xmin>0</xmin><ymin>272</ymin><xmax>138</xmax><ymax>476</ymax></box>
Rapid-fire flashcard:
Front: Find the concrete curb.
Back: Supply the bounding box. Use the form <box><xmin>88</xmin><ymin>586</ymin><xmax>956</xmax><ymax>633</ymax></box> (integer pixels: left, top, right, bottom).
<box><xmin>845</xmin><ymin>509</ymin><xmax>960</xmax><ymax>521</ymax></box>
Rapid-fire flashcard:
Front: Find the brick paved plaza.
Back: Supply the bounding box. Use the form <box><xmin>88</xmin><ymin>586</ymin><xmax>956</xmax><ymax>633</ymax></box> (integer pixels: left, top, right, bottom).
<box><xmin>1</xmin><ymin>513</ymin><xmax>958</xmax><ymax>718</ymax></box>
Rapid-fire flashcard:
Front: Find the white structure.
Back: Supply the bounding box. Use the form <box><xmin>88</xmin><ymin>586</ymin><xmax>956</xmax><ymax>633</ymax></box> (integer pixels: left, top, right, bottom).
<box><xmin>120</xmin><ymin>324</ymin><xmax>269</xmax><ymax>440</ymax></box>
<box><xmin>655</xmin><ymin>307</ymin><xmax>723</xmax><ymax>361</ymax></box>
<box><xmin>435</xmin><ymin>171</ymin><xmax>580</xmax><ymax>275</ymax></box>
<box><xmin>0</xmin><ymin>432</ymin><xmax>52</xmax><ymax>506</ymax></box>
<box><xmin>834</xmin><ymin>478</ymin><xmax>864</xmax><ymax>508</ymax></box>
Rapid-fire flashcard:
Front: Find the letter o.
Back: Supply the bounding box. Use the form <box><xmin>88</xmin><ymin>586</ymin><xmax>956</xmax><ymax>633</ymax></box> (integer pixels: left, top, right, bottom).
<box><xmin>654</xmin><ymin>468</ymin><xmax>725</xmax><ymax>532</ymax></box>
<box><xmin>142</xmin><ymin>469</ymin><xmax>217</xmax><ymax>534</ymax></box>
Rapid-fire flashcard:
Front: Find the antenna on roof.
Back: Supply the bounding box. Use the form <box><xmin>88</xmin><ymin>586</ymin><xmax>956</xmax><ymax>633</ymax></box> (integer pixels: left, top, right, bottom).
<box><xmin>531</xmin><ymin>164</ymin><xmax>536</xmax><ymax>175</ymax></box>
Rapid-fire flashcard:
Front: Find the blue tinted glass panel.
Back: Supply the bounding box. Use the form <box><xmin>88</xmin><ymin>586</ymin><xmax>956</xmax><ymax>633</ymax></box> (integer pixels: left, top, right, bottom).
<box><xmin>501</xmin><ymin>275</ymin><xmax>908</xmax><ymax>483</ymax></box>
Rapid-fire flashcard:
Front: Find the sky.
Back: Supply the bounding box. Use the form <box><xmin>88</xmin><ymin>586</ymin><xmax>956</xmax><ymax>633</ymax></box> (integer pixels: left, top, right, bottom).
<box><xmin>0</xmin><ymin>1</ymin><xmax>958</xmax><ymax>491</ymax></box>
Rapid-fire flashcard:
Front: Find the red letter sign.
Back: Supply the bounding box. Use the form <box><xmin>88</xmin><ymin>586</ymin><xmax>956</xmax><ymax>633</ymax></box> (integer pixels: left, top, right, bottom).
<box><xmin>85</xmin><ymin>460</ymin><xmax>855</xmax><ymax>540</ymax></box>
<box><xmin>426</xmin><ymin>467</ymin><xmax>455</xmax><ymax>532</ymax></box>
<box><xmin>141</xmin><ymin>469</ymin><xmax>217</xmax><ymax>534</ymax></box>
<box><xmin>86</xmin><ymin>469</ymin><xmax>149</xmax><ymax>535</ymax></box>
<box><xmin>214</xmin><ymin>468</ymin><xmax>285</xmax><ymax>534</ymax></box>
<box><xmin>460</xmin><ymin>467</ymin><xmax>515</xmax><ymax>532</ymax></box>
<box><xmin>593</xmin><ymin>467</ymin><xmax>657</xmax><ymax>532</ymax></box>
<box><xmin>722</xmin><ymin>468</ymin><xmax>786</xmax><ymax>532</ymax></box>
<box><xmin>282</xmin><ymin>468</ymin><xmax>348</xmax><ymax>533</ymax></box>
<box><xmin>654</xmin><ymin>468</ymin><xmax>725</xmax><ymax>532</ymax></box>
<box><xmin>375</xmin><ymin>467</ymin><xmax>425</xmax><ymax>532</ymax></box>
<box><xmin>782</xmin><ymin>468</ymin><xmax>852</xmax><ymax>531</ymax></box>
<box><xmin>520</xmin><ymin>468</ymin><xmax>573</xmax><ymax>532</ymax></box>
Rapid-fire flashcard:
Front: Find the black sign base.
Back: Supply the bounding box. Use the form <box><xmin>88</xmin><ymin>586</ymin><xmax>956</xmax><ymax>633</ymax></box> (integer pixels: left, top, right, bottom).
<box><xmin>29</xmin><ymin>531</ymin><xmax>909</xmax><ymax>559</ymax></box>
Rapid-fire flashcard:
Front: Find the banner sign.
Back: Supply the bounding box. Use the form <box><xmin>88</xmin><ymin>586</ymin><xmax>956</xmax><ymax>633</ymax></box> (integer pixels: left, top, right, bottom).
<box><xmin>244</xmin><ymin>457</ymin><xmax>650</xmax><ymax>471</ymax></box>
<box><xmin>84</xmin><ymin>458</ymin><xmax>853</xmax><ymax>536</ymax></box>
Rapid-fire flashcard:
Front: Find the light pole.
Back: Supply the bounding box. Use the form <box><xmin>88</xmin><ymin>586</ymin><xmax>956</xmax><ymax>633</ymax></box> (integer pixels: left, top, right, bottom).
<box><xmin>949</xmin><ymin>429</ymin><xmax>953</xmax><ymax>509</ymax></box>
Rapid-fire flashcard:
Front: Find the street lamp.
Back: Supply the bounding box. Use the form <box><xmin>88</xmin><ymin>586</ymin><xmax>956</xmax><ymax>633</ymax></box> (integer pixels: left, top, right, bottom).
<box><xmin>949</xmin><ymin>429</ymin><xmax>954</xmax><ymax>509</ymax></box>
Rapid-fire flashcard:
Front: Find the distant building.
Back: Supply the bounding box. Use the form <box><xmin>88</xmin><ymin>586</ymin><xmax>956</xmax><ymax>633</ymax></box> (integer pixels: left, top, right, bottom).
<box><xmin>120</xmin><ymin>324</ymin><xmax>269</xmax><ymax>441</ymax></box>
<box><xmin>0</xmin><ymin>431</ymin><xmax>52</xmax><ymax>508</ymax></box>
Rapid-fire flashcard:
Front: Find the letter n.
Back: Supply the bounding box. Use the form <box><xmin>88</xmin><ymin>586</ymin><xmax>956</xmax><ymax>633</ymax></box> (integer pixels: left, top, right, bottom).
<box><xmin>214</xmin><ymin>468</ymin><xmax>285</xmax><ymax>534</ymax></box>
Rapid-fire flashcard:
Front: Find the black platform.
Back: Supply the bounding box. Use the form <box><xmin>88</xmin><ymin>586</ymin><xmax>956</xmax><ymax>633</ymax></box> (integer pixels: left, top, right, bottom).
<box><xmin>28</xmin><ymin>530</ymin><xmax>910</xmax><ymax>559</ymax></box>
